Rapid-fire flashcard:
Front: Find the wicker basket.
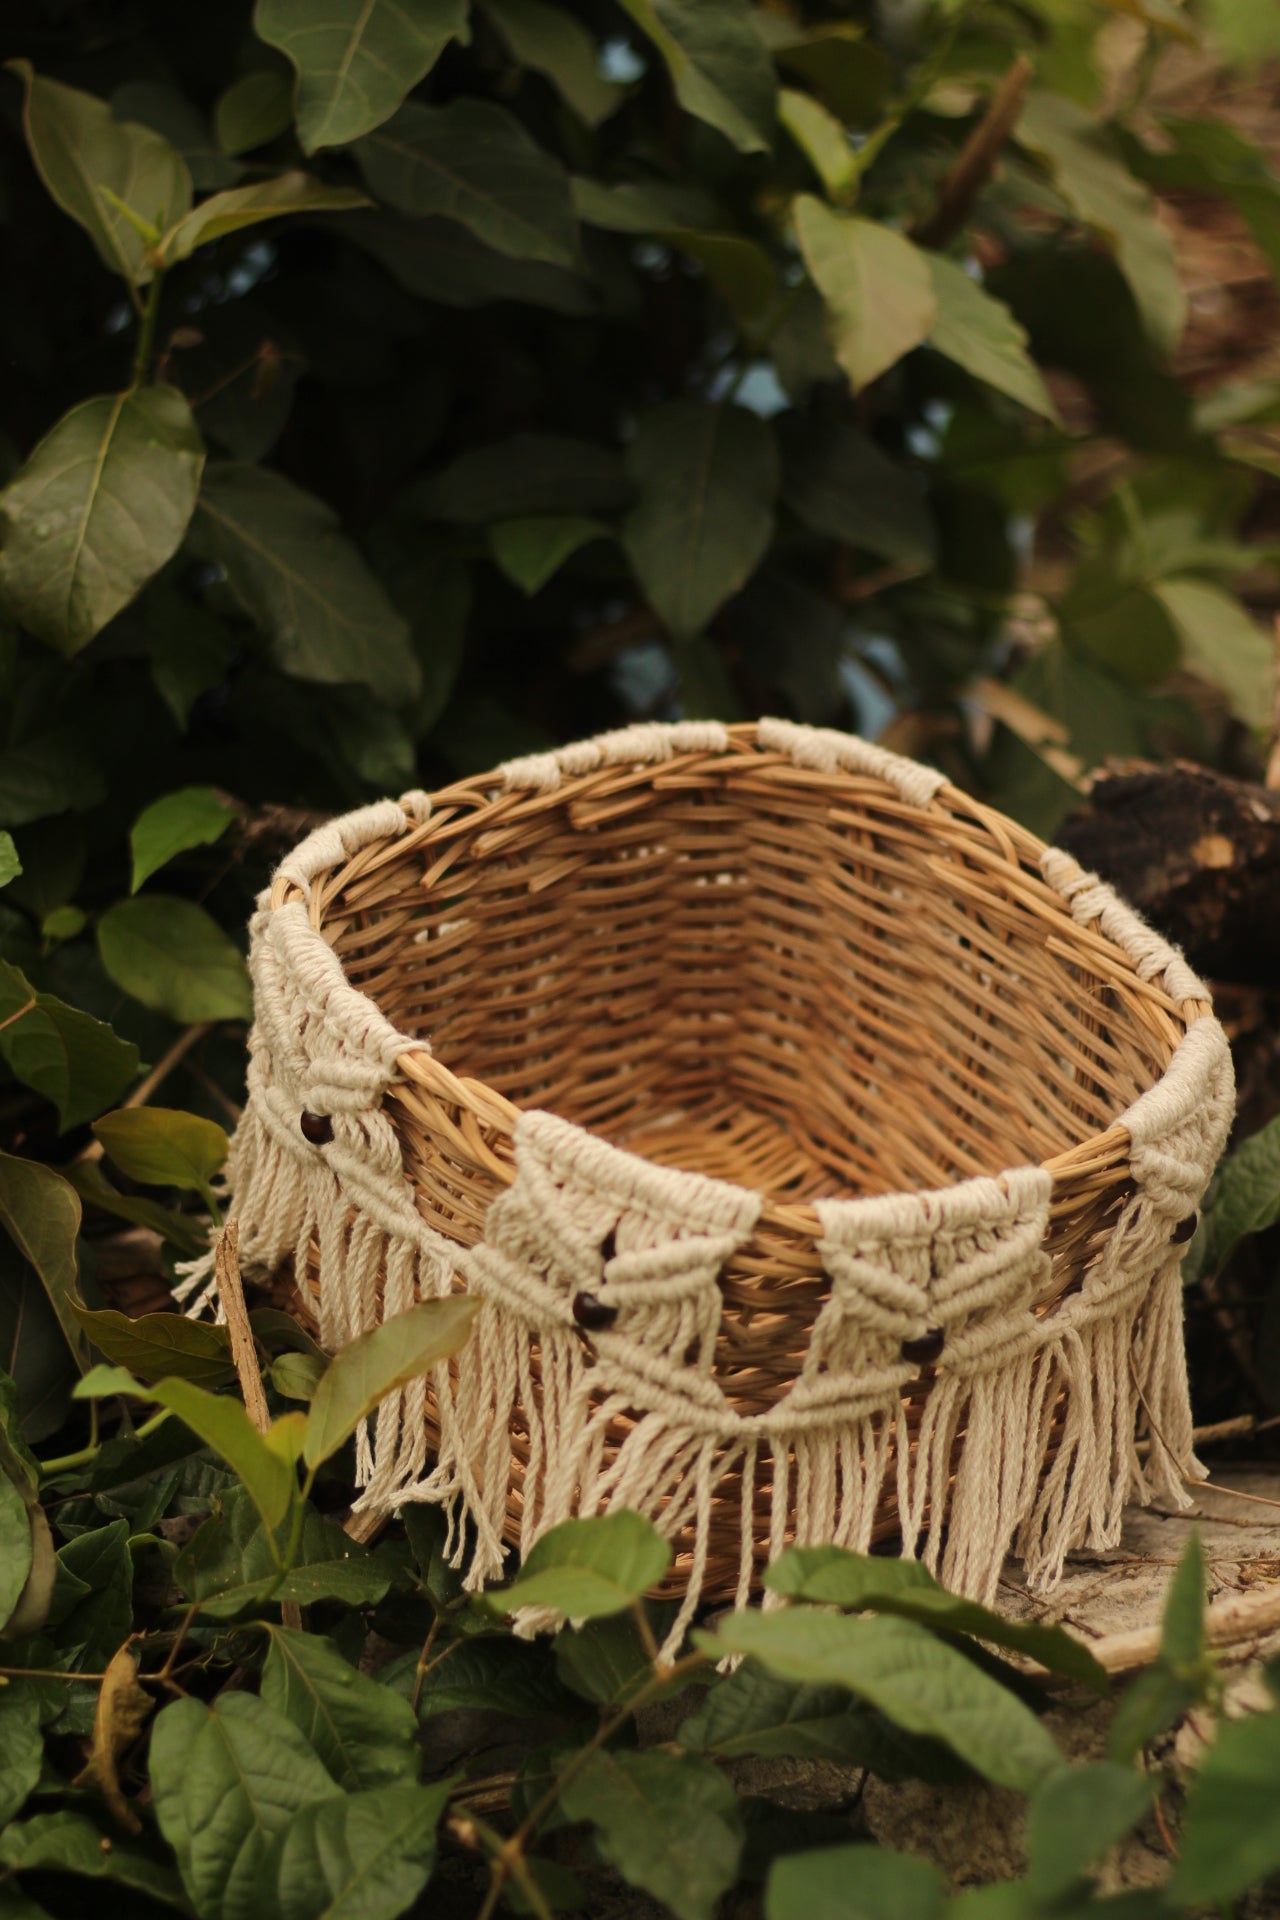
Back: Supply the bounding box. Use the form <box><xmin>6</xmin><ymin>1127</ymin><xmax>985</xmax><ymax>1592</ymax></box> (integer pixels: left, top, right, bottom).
<box><xmin>201</xmin><ymin>719</ymin><xmax>1234</xmax><ymax>1652</ymax></box>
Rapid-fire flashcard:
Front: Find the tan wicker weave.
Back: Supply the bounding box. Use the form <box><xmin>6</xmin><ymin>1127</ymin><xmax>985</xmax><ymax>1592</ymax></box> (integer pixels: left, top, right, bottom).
<box><xmin>193</xmin><ymin>719</ymin><xmax>1234</xmax><ymax>1651</ymax></box>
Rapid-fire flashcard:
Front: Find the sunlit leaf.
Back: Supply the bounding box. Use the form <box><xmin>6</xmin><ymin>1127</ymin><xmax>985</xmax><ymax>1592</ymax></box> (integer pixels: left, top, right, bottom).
<box><xmin>766</xmin><ymin>1547</ymin><xmax>1107</xmax><ymax>1690</ymax></box>
<box><xmin>1017</xmin><ymin>91</ymin><xmax>1185</xmax><ymax>354</ymax></box>
<box><xmin>491</xmin><ymin>1510</ymin><xmax>672</xmax><ymax>1618</ymax></box>
<box><xmin>70</xmin><ymin>1305</ymin><xmax>234</xmax><ymax>1389</ymax></box>
<box><xmin>779</xmin><ymin>89</ymin><xmax>857</xmax><ymax>198</ymax></box>
<box><xmin>256</xmin><ymin>0</ymin><xmax>470</xmax><ymax>152</ymax></box>
<box><xmin>926</xmin><ymin>256</ymin><xmax>1060</xmax><ymax>422</ymax></box>
<box><xmin>93</xmin><ymin>1106</ymin><xmax>229</xmax><ymax>1193</ymax></box>
<box><xmin>617</xmin><ymin>0</ymin><xmax>775</xmax><ymax>154</ymax></box>
<box><xmin>704</xmin><ymin>1610</ymin><xmax>1064</xmax><ymax>1791</ymax></box>
<box><xmin>6</xmin><ymin>62</ymin><xmax>191</xmax><ymax>283</ymax></box>
<box><xmin>0</xmin><ymin>836</ymin><xmax>19</xmax><ymax>889</ymax></box>
<box><xmin>129</xmin><ymin>786</ymin><xmax>239</xmax><ymax>892</ymax></box>
<box><xmin>303</xmin><ymin>1296</ymin><xmax>479</xmax><ymax>1468</ymax></box>
<box><xmin>97</xmin><ymin>895</ymin><xmax>252</xmax><ymax>1024</ymax></box>
<box><xmin>159</xmin><ymin>171</ymin><xmax>369</xmax><ymax>262</ymax></box>
<box><xmin>794</xmin><ymin>196</ymin><xmax>937</xmax><ymax>393</ymax></box>
<box><xmin>0</xmin><ymin>387</ymin><xmax>204</xmax><ymax>655</ymax></box>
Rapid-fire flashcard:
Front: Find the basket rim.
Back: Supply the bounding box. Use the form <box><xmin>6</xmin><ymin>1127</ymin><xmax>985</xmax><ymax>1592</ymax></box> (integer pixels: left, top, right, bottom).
<box><xmin>257</xmin><ymin>717</ymin><xmax>1223</xmax><ymax>1228</ymax></box>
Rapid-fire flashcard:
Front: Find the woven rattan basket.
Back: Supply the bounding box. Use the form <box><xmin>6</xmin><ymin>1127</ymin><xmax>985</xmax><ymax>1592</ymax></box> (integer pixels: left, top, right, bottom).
<box><xmin>196</xmin><ymin>719</ymin><xmax>1234</xmax><ymax>1652</ymax></box>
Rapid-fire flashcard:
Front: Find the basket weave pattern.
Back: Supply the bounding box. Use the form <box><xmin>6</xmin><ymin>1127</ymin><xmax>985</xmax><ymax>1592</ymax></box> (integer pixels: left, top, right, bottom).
<box><xmin>189</xmin><ymin>720</ymin><xmax>1234</xmax><ymax>1655</ymax></box>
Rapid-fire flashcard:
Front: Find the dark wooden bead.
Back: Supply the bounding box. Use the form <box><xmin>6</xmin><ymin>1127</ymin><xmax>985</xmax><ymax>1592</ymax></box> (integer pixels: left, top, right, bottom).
<box><xmin>300</xmin><ymin>1111</ymin><xmax>333</xmax><ymax>1146</ymax></box>
<box><xmin>600</xmin><ymin>1227</ymin><xmax>617</xmax><ymax>1264</ymax></box>
<box><xmin>572</xmin><ymin>1291</ymin><xmax>618</xmax><ymax>1331</ymax></box>
<box><xmin>900</xmin><ymin>1326</ymin><xmax>945</xmax><ymax>1366</ymax></box>
<box><xmin>1172</xmin><ymin>1211</ymin><xmax>1198</xmax><ymax>1244</ymax></box>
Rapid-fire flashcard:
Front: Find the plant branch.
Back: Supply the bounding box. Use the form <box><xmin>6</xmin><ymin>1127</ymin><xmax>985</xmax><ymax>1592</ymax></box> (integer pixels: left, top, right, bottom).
<box><xmin>131</xmin><ymin>269</ymin><xmax>166</xmax><ymax>389</ymax></box>
<box><xmin>911</xmin><ymin>54</ymin><xmax>1034</xmax><ymax>250</ymax></box>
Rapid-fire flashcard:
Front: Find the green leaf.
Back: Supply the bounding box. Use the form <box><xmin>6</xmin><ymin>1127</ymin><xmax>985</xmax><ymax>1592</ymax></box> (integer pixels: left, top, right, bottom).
<box><xmin>129</xmin><ymin>786</ymin><xmax>239</xmax><ymax>892</ymax></box>
<box><xmin>0</xmin><ymin>961</ymin><xmax>140</xmax><ymax>1133</ymax></box>
<box><xmin>570</xmin><ymin>175</ymin><xmax>717</xmax><ymax>234</ymax></box>
<box><xmin>491</xmin><ymin>1511</ymin><xmax>672</xmax><ymax>1618</ymax></box>
<box><xmin>386</xmin><ymin>1632</ymin><xmax>589</xmax><ymax>1720</ymax></box>
<box><xmin>73</xmin><ymin>1362</ymin><xmax>147</xmax><ymax>1398</ymax></box>
<box><xmin>144</xmin><ymin>1381</ymin><xmax>297</xmax><ymax>1532</ymax></box>
<box><xmin>623</xmin><ymin>401</ymin><xmax>778</xmax><ymax>640</ymax></box>
<box><xmin>97</xmin><ymin>894</ymin><xmax>252</xmax><ymax>1023</ymax></box>
<box><xmin>48</xmin><ymin>1520</ymin><xmax>133</xmax><ymax>1676</ymax></box>
<box><xmin>0</xmin><ymin>1153</ymin><xmax>87</xmax><ymax>1370</ymax></box>
<box><xmin>160</xmin><ymin>172</ymin><xmax>370</xmax><ymax>262</ymax></box>
<box><xmin>193</xmin><ymin>463</ymin><xmax>420</xmax><ymax>706</ymax></box>
<box><xmin>779</xmin><ymin>89</ymin><xmax>857</xmax><ymax>198</ymax></box>
<box><xmin>356</xmin><ymin>99</ymin><xmax>579</xmax><ymax>267</ymax></box>
<box><xmin>617</xmin><ymin>0</ymin><xmax>776</xmax><ymax>155</ymax></box>
<box><xmin>483</xmin><ymin>0</ymin><xmax>623</xmax><ymax>128</ymax></box>
<box><xmin>1172</xmin><ymin>1709</ymin><xmax>1280</xmax><ymax>1906</ymax></box>
<box><xmin>765</xmin><ymin>1548</ymin><xmax>1107</xmax><ymax>1691</ymax></box>
<box><xmin>1160</xmin><ymin>1530</ymin><xmax>1208</xmax><ymax>1669</ymax></box>
<box><xmin>419</xmin><ymin>434</ymin><xmax>630</xmax><ymax>523</ymax></box>
<box><xmin>262</xmin><ymin>1626</ymin><xmax>419</xmax><ymax>1789</ymax></box>
<box><xmin>1026</xmin><ymin>1762</ymin><xmax>1156</xmax><ymax>1904</ymax></box>
<box><xmin>69</xmin><ymin>1305</ymin><xmax>234</xmax><ymax>1388</ymax></box>
<box><xmin>663</xmin><ymin>230</ymin><xmax>781</xmax><ymax>335</ymax></box>
<box><xmin>765</xmin><ymin>1844</ymin><xmax>947</xmax><ymax>1920</ymax></box>
<box><xmin>6</xmin><ymin>62</ymin><xmax>192</xmax><ymax>283</ymax></box>
<box><xmin>1016</xmin><ymin>92</ymin><xmax>1185</xmax><ymax>355</ymax></box>
<box><xmin>0</xmin><ymin>836</ymin><xmax>19</xmax><ymax>889</ymax></box>
<box><xmin>150</xmin><ymin>1692</ymin><xmax>340</xmax><ymax>1920</ymax></box>
<box><xmin>0</xmin><ymin>1468</ymin><xmax>33</xmax><ymax>1634</ymax></box>
<box><xmin>352</xmin><ymin>208</ymin><xmax>593</xmax><ymax>313</ymax></box>
<box><xmin>489</xmin><ymin>515</ymin><xmax>608</xmax><ymax>593</ymax></box>
<box><xmin>270</xmin><ymin>1351</ymin><xmax>326</xmax><ymax>1401</ymax></box>
<box><xmin>1153</xmin><ymin>576</ymin><xmax>1275</xmax><ymax>726</ymax></box>
<box><xmin>274</xmin><ymin>1780</ymin><xmax>451</xmax><ymax>1920</ymax></box>
<box><xmin>1062</xmin><ymin>580</ymin><xmax>1181</xmax><ymax>686</ymax></box>
<box><xmin>679</xmin><ymin>1666</ymin><xmax>965</xmax><ymax>1782</ymax></box>
<box><xmin>93</xmin><ymin>1105</ymin><xmax>229</xmax><ymax>1192</ymax></box>
<box><xmin>303</xmin><ymin>1296</ymin><xmax>479</xmax><ymax>1468</ymax></box>
<box><xmin>926</xmin><ymin>256</ymin><xmax>1060</xmax><ymax>423</ymax></box>
<box><xmin>66</xmin><ymin>1161</ymin><xmax>206</xmax><ymax>1256</ymax></box>
<box><xmin>1195</xmin><ymin>1111</ymin><xmax>1280</xmax><ymax>1278</ymax></box>
<box><xmin>780</xmin><ymin>412</ymin><xmax>935</xmax><ymax>571</ymax></box>
<box><xmin>757</xmin><ymin>16</ymin><xmax>891</xmax><ymax>126</ymax></box>
<box><xmin>256</xmin><ymin>0</ymin><xmax>470</xmax><ymax>152</ymax></box>
<box><xmin>0</xmin><ymin>386</ymin><xmax>205</xmax><ymax>656</ymax></box>
<box><xmin>0</xmin><ymin>1688</ymin><xmax>41</xmax><ymax>1824</ymax></box>
<box><xmin>794</xmin><ymin>197</ymin><xmax>937</xmax><ymax>394</ymax></box>
<box><xmin>559</xmin><ymin>1748</ymin><xmax>743</xmax><ymax>1920</ymax></box>
<box><xmin>0</xmin><ymin>1810</ymin><xmax>188</xmax><ymax>1908</ymax></box>
<box><xmin>705</xmin><ymin>1611</ymin><xmax>1063</xmax><ymax>1791</ymax></box>
<box><xmin>555</xmin><ymin>1610</ymin><xmax>665</xmax><ymax>1708</ymax></box>
<box><xmin>175</xmin><ymin>1485</ymin><xmax>393</xmax><ymax>1615</ymax></box>
<box><xmin>1201</xmin><ymin>0</ymin><xmax>1280</xmax><ymax>64</ymax></box>
<box><xmin>214</xmin><ymin>70</ymin><xmax>295</xmax><ymax>156</ymax></box>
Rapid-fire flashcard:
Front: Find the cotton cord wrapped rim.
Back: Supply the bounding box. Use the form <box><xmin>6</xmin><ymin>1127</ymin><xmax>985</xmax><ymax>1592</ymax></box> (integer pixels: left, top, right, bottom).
<box><xmin>182</xmin><ymin>720</ymin><xmax>1234</xmax><ymax>1660</ymax></box>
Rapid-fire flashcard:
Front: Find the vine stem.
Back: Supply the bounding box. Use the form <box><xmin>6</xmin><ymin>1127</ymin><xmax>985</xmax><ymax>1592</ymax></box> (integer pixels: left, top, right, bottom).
<box><xmin>131</xmin><ymin>268</ymin><xmax>165</xmax><ymax>389</ymax></box>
